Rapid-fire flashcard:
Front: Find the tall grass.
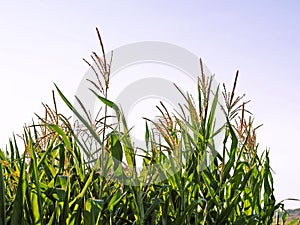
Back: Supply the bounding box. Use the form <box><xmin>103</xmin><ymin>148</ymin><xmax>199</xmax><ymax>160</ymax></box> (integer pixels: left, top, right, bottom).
<box><xmin>0</xmin><ymin>29</ymin><xmax>285</xmax><ymax>224</ymax></box>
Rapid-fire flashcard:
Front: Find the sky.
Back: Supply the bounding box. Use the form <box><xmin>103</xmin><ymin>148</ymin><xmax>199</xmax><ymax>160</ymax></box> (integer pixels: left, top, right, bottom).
<box><xmin>0</xmin><ymin>1</ymin><xmax>300</xmax><ymax>209</ymax></box>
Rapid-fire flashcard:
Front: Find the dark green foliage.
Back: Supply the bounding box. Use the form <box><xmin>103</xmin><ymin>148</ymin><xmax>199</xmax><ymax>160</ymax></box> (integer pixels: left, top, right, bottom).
<box><xmin>0</xmin><ymin>31</ymin><xmax>285</xmax><ymax>224</ymax></box>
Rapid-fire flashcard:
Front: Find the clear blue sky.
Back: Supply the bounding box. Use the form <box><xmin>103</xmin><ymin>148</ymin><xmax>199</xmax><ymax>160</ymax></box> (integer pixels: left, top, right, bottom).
<box><xmin>0</xmin><ymin>1</ymin><xmax>299</xmax><ymax>208</ymax></box>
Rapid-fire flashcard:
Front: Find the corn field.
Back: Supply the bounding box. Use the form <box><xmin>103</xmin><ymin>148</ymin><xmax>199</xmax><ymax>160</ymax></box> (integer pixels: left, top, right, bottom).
<box><xmin>0</xmin><ymin>29</ymin><xmax>290</xmax><ymax>225</ymax></box>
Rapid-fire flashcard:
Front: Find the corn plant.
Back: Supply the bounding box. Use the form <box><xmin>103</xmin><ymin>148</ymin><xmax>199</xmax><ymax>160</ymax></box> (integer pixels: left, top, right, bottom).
<box><xmin>0</xmin><ymin>28</ymin><xmax>287</xmax><ymax>224</ymax></box>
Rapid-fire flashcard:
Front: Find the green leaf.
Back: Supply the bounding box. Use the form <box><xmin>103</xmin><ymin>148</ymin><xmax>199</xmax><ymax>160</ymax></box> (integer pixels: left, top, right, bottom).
<box><xmin>108</xmin><ymin>189</ymin><xmax>126</xmax><ymax>212</ymax></box>
<box><xmin>54</xmin><ymin>84</ymin><xmax>103</xmax><ymax>153</ymax></box>
<box><xmin>206</xmin><ymin>85</ymin><xmax>220</xmax><ymax>140</ymax></box>
<box><xmin>175</xmin><ymin>200</ymin><xmax>205</xmax><ymax>225</ymax></box>
<box><xmin>144</xmin><ymin>198</ymin><xmax>162</xmax><ymax>220</ymax></box>
<box><xmin>69</xmin><ymin>169</ymin><xmax>95</xmax><ymax>208</ymax></box>
<box><xmin>90</xmin><ymin>89</ymin><xmax>115</xmax><ymax>108</ymax></box>
<box><xmin>27</xmin><ymin>133</ymin><xmax>44</xmax><ymax>225</ymax></box>
<box><xmin>59</xmin><ymin>181</ymin><xmax>69</xmax><ymax>225</ymax></box>
<box><xmin>109</xmin><ymin>133</ymin><xmax>123</xmax><ymax>162</ymax></box>
<box><xmin>108</xmin><ymin>133</ymin><xmax>123</xmax><ymax>172</ymax></box>
<box><xmin>0</xmin><ymin>163</ymin><xmax>6</xmax><ymax>225</ymax></box>
<box><xmin>84</xmin><ymin>198</ymin><xmax>103</xmax><ymax>225</ymax></box>
<box><xmin>11</xmin><ymin>154</ymin><xmax>27</xmax><ymax>225</ymax></box>
<box><xmin>47</xmin><ymin>124</ymin><xmax>72</xmax><ymax>150</ymax></box>
<box><xmin>145</xmin><ymin>121</ymin><xmax>150</xmax><ymax>149</ymax></box>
